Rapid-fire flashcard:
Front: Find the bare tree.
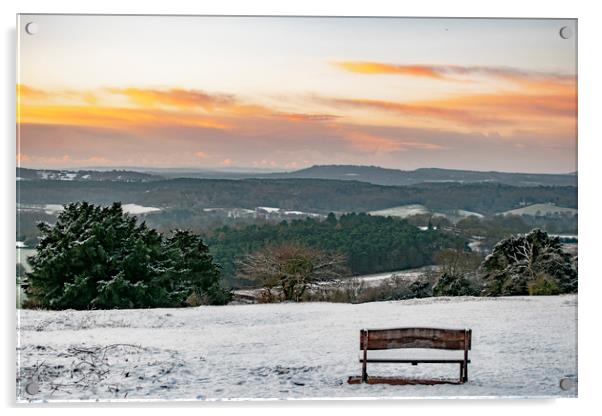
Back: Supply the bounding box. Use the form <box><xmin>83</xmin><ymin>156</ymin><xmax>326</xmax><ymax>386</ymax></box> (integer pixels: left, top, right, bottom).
<box><xmin>434</xmin><ymin>248</ymin><xmax>483</xmax><ymax>278</ymax></box>
<box><xmin>236</xmin><ymin>243</ymin><xmax>348</xmax><ymax>302</ymax></box>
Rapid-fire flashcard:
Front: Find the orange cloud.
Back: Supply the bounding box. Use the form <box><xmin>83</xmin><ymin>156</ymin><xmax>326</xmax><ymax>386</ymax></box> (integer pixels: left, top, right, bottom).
<box><xmin>18</xmin><ymin>84</ymin><xmax>342</xmax><ymax>134</ymax></box>
<box><xmin>276</xmin><ymin>112</ymin><xmax>339</xmax><ymax>122</ymax></box>
<box><xmin>423</xmin><ymin>92</ymin><xmax>576</xmax><ymax>119</ymax></box>
<box><xmin>20</xmin><ymin>104</ymin><xmax>229</xmax><ymax>130</ymax></box>
<box><xmin>323</xmin><ymin>84</ymin><xmax>575</xmax><ymax>132</ymax></box>
<box><xmin>108</xmin><ymin>87</ymin><xmax>235</xmax><ymax>111</ymax></box>
<box><xmin>334</xmin><ymin>62</ymin><xmax>445</xmax><ymax>79</ymax></box>
<box><xmin>17</xmin><ymin>84</ymin><xmax>49</xmax><ymax>99</ymax></box>
<box><xmin>334</xmin><ymin>62</ymin><xmax>575</xmax><ymax>88</ymax></box>
<box><xmin>327</xmin><ymin>98</ymin><xmax>500</xmax><ymax>127</ymax></box>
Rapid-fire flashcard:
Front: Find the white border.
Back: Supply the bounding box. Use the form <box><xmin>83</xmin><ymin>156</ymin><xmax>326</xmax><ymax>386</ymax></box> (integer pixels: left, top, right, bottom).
<box><xmin>2</xmin><ymin>1</ymin><xmax>601</xmax><ymax>415</ymax></box>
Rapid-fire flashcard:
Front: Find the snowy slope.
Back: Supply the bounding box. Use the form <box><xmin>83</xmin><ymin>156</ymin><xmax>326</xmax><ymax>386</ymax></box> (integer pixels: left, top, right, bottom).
<box><xmin>16</xmin><ymin>295</ymin><xmax>577</xmax><ymax>402</ymax></box>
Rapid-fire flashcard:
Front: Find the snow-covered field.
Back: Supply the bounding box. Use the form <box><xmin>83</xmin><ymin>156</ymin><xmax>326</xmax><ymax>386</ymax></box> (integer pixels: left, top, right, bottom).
<box><xmin>120</xmin><ymin>204</ymin><xmax>162</xmax><ymax>215</ymax></box>
<box><xmin>17</xmin><ymin>203</ymin><xmax>162</xmax><ymax>216</ymax></box>
<box><xmin>16</xmin><ymin>295</ymin><xmax>577</xmax><ymax>402</ymax></box>
<box><xmin>501</xmin><ymin>203</ymin><xmax>577</xmax><ymax>217</ymax></box>
<box><xmin>369</xmin><ymin>204</ymin><xmax>433</xmax><ymax>218</ymax></box>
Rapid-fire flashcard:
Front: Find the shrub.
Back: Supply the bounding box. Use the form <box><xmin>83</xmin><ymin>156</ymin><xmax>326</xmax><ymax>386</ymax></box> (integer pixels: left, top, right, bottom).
<box><xmin>528</xmin><ymin>274</ymin><xmax>561</xmax><ymax>296</ymax></box>
<box><xmin>433</xmin><ymin>273</ymin><xmax>480</xmax><ymax>296</ymax></box>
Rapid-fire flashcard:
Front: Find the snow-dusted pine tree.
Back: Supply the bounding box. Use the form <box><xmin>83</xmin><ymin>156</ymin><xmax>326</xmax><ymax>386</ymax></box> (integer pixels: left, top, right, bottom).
<box><xmin>24</xmin><ymin>202</ymin><xmax>230</xmax><ymax>309</ymax></box>
<box><xmin>481</xmin><ymin>229</ymin><xmax>577</xmax><ymax>296</ymax></box>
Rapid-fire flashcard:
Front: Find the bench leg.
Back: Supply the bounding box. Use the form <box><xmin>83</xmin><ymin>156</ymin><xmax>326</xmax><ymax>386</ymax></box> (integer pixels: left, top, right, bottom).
<box><xmin>362</xmin><ymin>360</ymin><xmax>367</xmax><ymax>383</ymax></box>
<box><xmin>463</xmin><ymin>361</ymin><xmax>468</xmax><ymax>383</ymax></box>
<box><xmin>459</xmin><ymin>363</ymin><xmax>464</xmax><ymax>383</ymax></box>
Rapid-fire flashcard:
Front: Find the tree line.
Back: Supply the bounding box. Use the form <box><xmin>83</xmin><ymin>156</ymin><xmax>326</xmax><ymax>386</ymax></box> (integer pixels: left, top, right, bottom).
<box><xmin>20</xmin><ymin>202</ymin><xmax>578</xmax><ymax>310</ymax></box>
<box><xmin>205</xmin><ymin>212</ymin><xmax>465</xmax><ymax>286</ymax></box>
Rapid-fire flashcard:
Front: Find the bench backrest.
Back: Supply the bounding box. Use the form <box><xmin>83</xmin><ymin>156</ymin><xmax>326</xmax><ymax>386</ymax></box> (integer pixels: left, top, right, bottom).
<box><xmin>360</xmin><ymin>327</ymin><xmax>471</xmax><ymax>351</ymax></box>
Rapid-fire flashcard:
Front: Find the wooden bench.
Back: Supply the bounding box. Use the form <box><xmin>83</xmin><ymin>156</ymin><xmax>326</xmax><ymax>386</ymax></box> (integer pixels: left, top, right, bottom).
<box><xmin>347</xmin><ymin>327</ymin><xmax>472</xmax><ymax>385</ymax></box>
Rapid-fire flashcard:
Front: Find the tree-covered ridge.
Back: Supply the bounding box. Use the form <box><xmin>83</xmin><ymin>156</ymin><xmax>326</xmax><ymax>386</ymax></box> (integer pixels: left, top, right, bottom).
<box><xmin>205</xmin><ymin>213</ymin><xmax>466</xmax><ymax>286</ymax></box>
<box><xmin>264</xmin><ymin>165</ymin><xmax>577</xmax><ymax>187</ymax></box>
<box><xmin>18</xmin><ymin>177</ymin><xmax>577</xmax><ymax>216</ymax></box>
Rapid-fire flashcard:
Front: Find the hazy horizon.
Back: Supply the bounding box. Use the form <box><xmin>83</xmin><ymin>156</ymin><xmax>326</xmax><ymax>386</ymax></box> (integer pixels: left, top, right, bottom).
<box><xmin>17</xmin><ymin>163</ymin><xmax>577</xmax><ymax>176</ymax></box>
<box><xmin>18</xmin><ymin>16</ymin><xmax>577</xmax><ymax>174</ymax></box>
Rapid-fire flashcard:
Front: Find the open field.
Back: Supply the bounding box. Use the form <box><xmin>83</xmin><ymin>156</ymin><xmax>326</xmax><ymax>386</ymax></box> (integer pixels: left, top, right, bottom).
<box><xmin>17</xmin><ymin>295</ymin><xmax>577</xmax><ymax>402</ymax></box>
<box><xmin>501</xmin><ymin>203</ymin><xmax>578</xmax><ymax>217</ymax></box>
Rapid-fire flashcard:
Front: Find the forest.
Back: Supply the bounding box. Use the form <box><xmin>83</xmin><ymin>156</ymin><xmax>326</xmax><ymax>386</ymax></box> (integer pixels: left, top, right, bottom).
<box><xmin>18</xmin><ymin>178</ymin><xmax>577</xmax><ymax>215</ymax></box>
<box><xmin>204</xmin><ymin>213</ymin><xmax>465</xmax><ymax>287</ymax></box>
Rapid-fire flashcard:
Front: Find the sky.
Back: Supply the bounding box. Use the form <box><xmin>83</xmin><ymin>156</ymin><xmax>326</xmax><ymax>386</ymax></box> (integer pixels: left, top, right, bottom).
<box><xmin>17</xmin><ymin>15</ymin><xmax>577</xmax><ymax>173</ymax></box>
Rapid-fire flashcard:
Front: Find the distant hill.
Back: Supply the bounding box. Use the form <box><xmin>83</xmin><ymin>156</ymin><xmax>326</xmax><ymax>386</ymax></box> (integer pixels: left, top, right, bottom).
<box><xmin>22</xmin><ymin>165</ymin><xmax>576</xmax><ymax>187</ymax></box>
<box><xmin>17</xmin><ymin>168</ymin><xmax>163</xmax><ymax>183</ymax></box>
<box><xmin>17</xmin><ymin>177</ymin><xmax>577</xmax><ymax>216</ymax></box>
<box><xmin>501</xmin><ymin>203</ymin><xmax>578</xmax><ymax>217</ymax></box>
<box><xmin>264</xmin><ymin>165</ymin><xmax>577</xmax><ymax>187</ymax></box>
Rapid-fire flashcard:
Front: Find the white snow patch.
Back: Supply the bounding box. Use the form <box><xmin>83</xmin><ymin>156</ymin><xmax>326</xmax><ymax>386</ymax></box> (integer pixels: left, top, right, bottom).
<box><xmin>121</xmin><ymin>204</ymin><xmax>161</xmax><ymax>215</ymax></box>
<box><xmin>501</xmin><ymin>203</ymin><xmax>577</xmax><ymax>217</ymax></box>
<box><xmin>550</xmin><ymin>234</ymin><xmax>578</xmax><ymax>240</ymax></box>
<box><xmin>369</xmin><ymin>205</ymin><xmax>447</xmax><ymax>219</ymax></box>
<box><xmin>16</xmin><ymin>295</ymin><xmax>576</xmax><ymax>401</ymax></box>
<box><xmin>369</xmin><ymin>204</ymin><xmax>430</xmax><ymax>218</ymax></box>
<box><xmin>43</xmin><ymin>204</ymin><xmax>64</xmax><ymax>215</ymax></box>
<box><xmin>353</xmin><ymin>266</ymin><xmax>436</xmax><ymax>286</ymax></box>
<box><xmin>59</xmin><ymin>173</ymin><xmax>77</xmax><ymax>181</ymax></box>
<box><xmin>455</xmin><ymin>210</ymin><xmax>484</xmax><ymax>218</ymax></box>
<box><xmin>257</xmin><ymin>206</ymin><xmax>280</xmax><ymax>213</ymax></box>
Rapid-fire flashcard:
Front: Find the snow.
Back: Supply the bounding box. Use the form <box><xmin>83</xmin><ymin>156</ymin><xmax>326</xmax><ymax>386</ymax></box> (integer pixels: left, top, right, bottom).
<box><xmin>353</xmin><ymin>266</ymin><xmax>435</xmax><ymax>286</ymax></box>
<box><xmin>369</xmin><ymin>204</ymin><xmax>430</xmax><ymax>218</ymax></box>
<box><xmin>43</xmin><ymin>204</ymin><xmax>64</xmax><ymax>215</ymax></box>
<box><xmin>16</xmin><ymin>241</ymin><xmax>26</xmax><ymax>248</ymax></box>
<box><xmin>456</xmin><ymin>210</ymin><xmax>484</xmax><ymax>218</ymax></box>
<box><xmin>16</xmin><ymin>295</ymin><xmax>576</xmax><ymax>402</ymax></box>
<box><xmin>60</xmin><ymin>173</ymin><xmax>77</xmax><ymax>181</ymax></box>
<box><xmin>284</xmin><ymin>210</ymin><xmax>322</xmax><ymax>217</ymax></box>
<box><xmin>550</xmin><ymin>234</ymin><xmax>578</xmax><ymax>240</ymax></box>
<box><xmin>501</xmin><ymin>203</ymin><xmax>577</xmax><ymax>217</ymax></box>
<box><xmin>257</xmin><ymin>206</ymin><xmax>280</xmax><ymax>213</ymax></box>
<box><xmin>121</xmin><ymin>204</ymin><xmax>161</xmax><ymax>215</ymax></box>
<box><xmin>369</xmin><ymin>205</ymin><xmax>447</xmax><ymax>220</ymax></box>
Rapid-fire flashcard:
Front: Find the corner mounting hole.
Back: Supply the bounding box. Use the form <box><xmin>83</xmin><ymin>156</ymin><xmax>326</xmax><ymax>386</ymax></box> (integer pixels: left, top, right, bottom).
<box><xmin>559</xmin><ymin>26</ymin><xmax>572</xmax><ymax>40</ymax></box>
<box><xmin>559</xmin><ymin>377</ymin><xmax>575</xmax><ymax>390</ymax></box>
<box><xmin>25</xmin><ymin>22</ymin><xmax>38</xmax><ymax>35</ymax></box>
<box><xmin>25</xmin><ymin>381</ymin><xmax>40</xmax><ymax>395</ymax></box>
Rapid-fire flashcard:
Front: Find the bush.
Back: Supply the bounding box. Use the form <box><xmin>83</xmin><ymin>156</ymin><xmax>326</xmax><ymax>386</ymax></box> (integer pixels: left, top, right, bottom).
<box><xmin>408</xmin><ymin>278</ymin><xmax>433</xmax><ymax>298</ymax></box>
<box><xmin>24</xmin><ymin>202</ymin><xmax>230</xmax><ymax>309</ymax></box>
<box><xmin>433</xmin><ymin>273</ymin><xmax>480</xmax><ymax>296</ymax></box>
<box><xmin>528</xmin><ymin>274</ymin><xmax>561</xmax><ymax>296</ymax></box>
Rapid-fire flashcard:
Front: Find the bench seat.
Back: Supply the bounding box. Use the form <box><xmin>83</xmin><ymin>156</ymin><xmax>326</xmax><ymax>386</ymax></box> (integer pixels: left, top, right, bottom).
<box><xmin>360</xmin><ymin>359</ymin><xmax>471</xmax><ymax>364</ymax></box>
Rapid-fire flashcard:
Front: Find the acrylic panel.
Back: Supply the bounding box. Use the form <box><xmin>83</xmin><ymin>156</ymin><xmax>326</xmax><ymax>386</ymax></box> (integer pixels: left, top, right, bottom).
<box><xmin>16</xmin><ymin>15</ymin><xmax>578</xmax><ymax>402</ymax></box>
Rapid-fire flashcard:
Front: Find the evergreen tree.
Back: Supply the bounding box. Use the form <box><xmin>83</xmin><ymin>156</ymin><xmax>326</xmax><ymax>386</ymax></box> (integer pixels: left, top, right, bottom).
<box><xmin>24</xmin><ymin>202</ymin><xmax>229</xmax><ymax>309</ymax></box>
<box><xmin>481</xmin><ymin>229</ymin><xmax>577</xmax><ymax>296</ymax></box>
